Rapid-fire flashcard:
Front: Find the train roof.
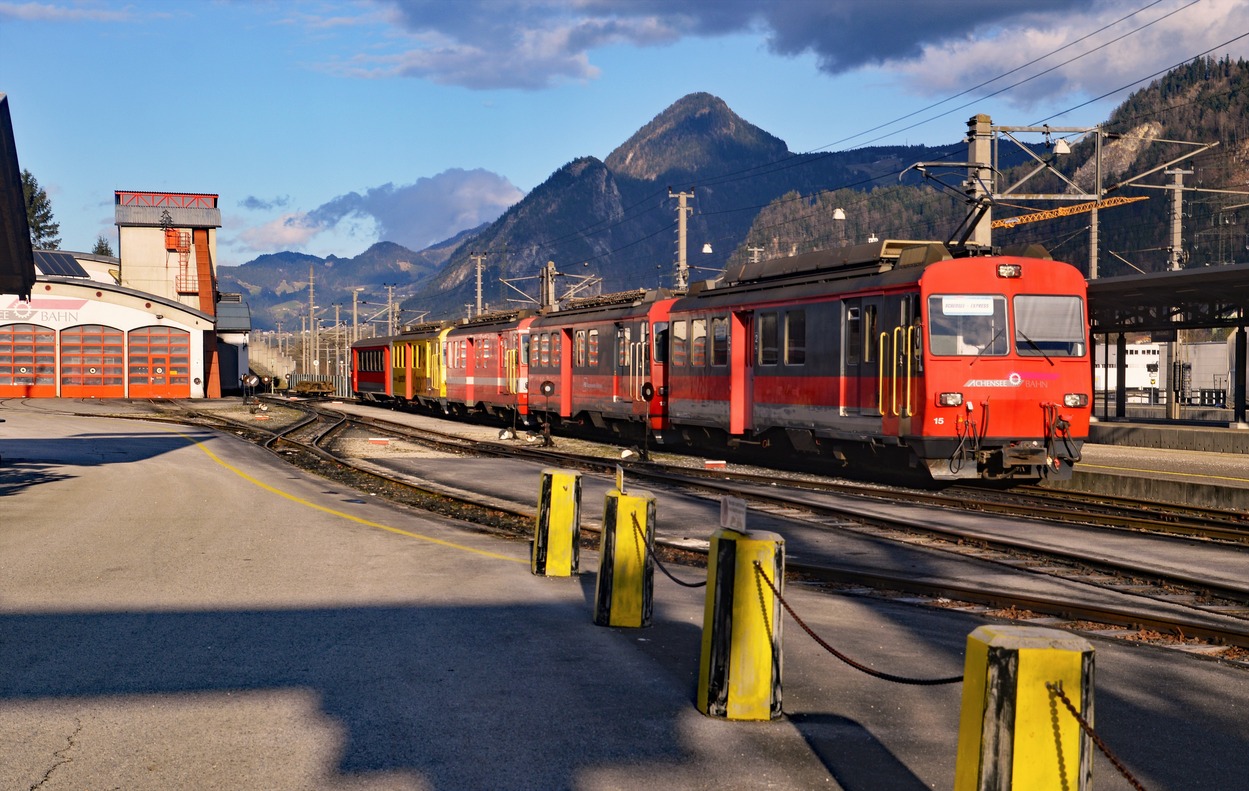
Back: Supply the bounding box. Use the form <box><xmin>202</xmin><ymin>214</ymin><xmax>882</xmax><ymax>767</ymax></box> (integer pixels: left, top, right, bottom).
<box><xmin>529</xmin><ymin>288</ymin><xmax>675</xmax><ymax>326</ymax></box>
<box><xmin>705</xmin><ymin>240</ymin><xmax>1054</xmax><ymax>293</ymax></box>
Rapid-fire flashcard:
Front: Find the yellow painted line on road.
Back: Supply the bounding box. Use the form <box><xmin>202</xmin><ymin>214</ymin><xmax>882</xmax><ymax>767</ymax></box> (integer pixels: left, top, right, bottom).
<box><xmin>181</xmin><ymin>431</ymin><xmax>525</xmax><ymax>563</ymax></box>
<box><xmin>1080</xmin><ymin>462</ymin><xmax>1249</xmax><ymax>485</ymax></box>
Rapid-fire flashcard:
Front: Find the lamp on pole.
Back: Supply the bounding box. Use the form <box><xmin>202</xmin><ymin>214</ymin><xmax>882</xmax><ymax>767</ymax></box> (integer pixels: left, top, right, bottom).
<box><xmin>351</xmin><ymin>287</ymin><xmax>365</xmax><ymax>343</ymax></box>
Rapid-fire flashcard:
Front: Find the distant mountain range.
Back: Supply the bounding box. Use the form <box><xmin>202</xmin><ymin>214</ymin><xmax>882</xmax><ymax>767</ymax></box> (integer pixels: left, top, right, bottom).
<box><xmin>224</xmin><ymin>92</ymin><xmax>958</xmax><ymax>328</ymax></box>
<box><xmin>226</xmin><ymin>59</ymin><xmax>1249</xmax><ymax>330</ymax></box>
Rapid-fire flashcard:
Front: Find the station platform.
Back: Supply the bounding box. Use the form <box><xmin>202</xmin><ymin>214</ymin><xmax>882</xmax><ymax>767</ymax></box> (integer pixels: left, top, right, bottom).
<box><xmin>1058</xmin><ymin>418</ymin><xmax>1249</xmax><ymax>510</ymax></box>
<box><xmin>3</xmin><ymin>399</ymin><xmax>1249</xmax><ymax>790</ymax></box>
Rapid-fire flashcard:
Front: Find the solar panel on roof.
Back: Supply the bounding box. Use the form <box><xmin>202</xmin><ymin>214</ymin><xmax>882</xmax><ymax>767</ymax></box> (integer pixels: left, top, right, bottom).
<box><xmin>33</xmin><ymin>250</ymin><xmax>89</xmax><ymax>278</ymax></box>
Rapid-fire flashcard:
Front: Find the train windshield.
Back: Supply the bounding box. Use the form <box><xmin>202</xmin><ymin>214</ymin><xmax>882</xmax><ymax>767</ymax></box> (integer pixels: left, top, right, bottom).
<box><xmin>1014</xmin><ymin>295</ymin><xmax>1086</xmax><ymax>357</ymax></box>
<box><xmin>927</xmin><ymin>295</ymin><xmax>1008</xmax><ymax>356</ymax></box>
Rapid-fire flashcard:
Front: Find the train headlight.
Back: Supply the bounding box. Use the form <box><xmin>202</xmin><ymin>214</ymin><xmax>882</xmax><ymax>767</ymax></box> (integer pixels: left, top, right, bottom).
<box><xmin>997</xmin><ymin>263</ymin><xmax>1022</xmax><ymax>278</ymax></box>
<box><xmin>937</xmin><ymin>392</ymin><xmax>964</xmax><ymax>407</ymax></box>
<box><xmin>1063</xmin><ymin>393</ymin><xmax>1089</xmax><ymax>408</ymax></box>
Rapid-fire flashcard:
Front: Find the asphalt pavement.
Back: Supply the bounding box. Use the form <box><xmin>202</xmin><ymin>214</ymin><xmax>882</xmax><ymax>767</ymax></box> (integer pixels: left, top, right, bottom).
<box><xmin>2</xmin><ymin>399</ymin><xmax>1249</xmax><ymax>790</ymax></box>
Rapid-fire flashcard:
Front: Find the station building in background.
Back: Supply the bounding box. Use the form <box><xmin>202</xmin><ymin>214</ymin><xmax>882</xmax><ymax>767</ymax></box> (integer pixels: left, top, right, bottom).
<box><xmin>0</xmin><ymin>190</ymin><xmax>250</xmax><ymax>399</ymax></box>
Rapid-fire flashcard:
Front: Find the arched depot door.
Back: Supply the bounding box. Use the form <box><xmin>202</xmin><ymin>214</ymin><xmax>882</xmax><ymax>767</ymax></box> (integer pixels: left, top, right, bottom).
<box><xmin>60</xmin><ymin>324</ymin><xmax>124</xmax><ymax>398</ymax></box>
<box><xmin>128</xmin><ymin>326</ymin><xmax>192</xmax><ymax>398</ymax></box>
<box><xmin>0</xmin><ymin>323</ymin><xmax>56</xmax><ymax>397</ymax></box>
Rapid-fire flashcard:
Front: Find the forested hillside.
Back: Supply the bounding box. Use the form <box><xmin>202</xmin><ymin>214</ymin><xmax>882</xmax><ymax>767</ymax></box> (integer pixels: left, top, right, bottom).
<box><xmin>741</xmin><ymin>56</ymin><xmax>1249</xmax><ymax>278</ymax></box>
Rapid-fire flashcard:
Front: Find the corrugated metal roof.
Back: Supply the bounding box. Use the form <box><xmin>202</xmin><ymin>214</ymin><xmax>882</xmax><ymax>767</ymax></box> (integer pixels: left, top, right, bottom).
<box><xmin>114</xmin><ymin>205</ymin><xmax>222</xmax><ymax>228</ymax></box>
<box><xmin>215</xmin><ymin>300</ymin><xmax>251</xmax><ymax>332</ymax></box>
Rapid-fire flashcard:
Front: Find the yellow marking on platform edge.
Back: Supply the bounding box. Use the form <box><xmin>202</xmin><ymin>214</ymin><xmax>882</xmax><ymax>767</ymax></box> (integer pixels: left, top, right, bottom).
<box><xmin>180</xmin><ymin>432</ymin><xmax>524</xmax><ymax>563</ymax></box>
<box><xmin>1080</xmin><ymin>461</ymin><xmax>1249</xmax><ymax>484</ymax></box>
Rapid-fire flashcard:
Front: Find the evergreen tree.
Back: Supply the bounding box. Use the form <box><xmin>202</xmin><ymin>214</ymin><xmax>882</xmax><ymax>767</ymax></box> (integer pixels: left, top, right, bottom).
<box><xmin>21</xmin><ymin>169</ymin><xmax>60</xmax><ymax>249</ymax></box>
<box><xmin>91</xmin><ymin>235</ymin><xmax>114</xmax><ymax>257</ymax></box>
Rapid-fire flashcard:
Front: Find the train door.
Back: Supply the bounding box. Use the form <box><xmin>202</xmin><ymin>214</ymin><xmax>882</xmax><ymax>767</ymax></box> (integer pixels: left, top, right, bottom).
<box><xmin>614</xmin><ymin>324</ymin><xmax>631</xmax><ymax>403</ymax></box>
<box><xmin>649</xmin><ymin>321</ymin><xmax>668</xmax><ymax>428</ymax></box>
<box><xmin>880</xmin><ymin>295</ymin><xmax>920</xmax><ymax>436</ymax></box>
<box><xmin>464</xmin><ymin>336</ymin><xmax>476</xmax><ymax>405</ymax></box>
<box><xmin>729</xmin><ymin>311</ymin><xmax>752</xmax><ymax>434</ymax></box>
<box><xmin>498</xmin><ymin>332</ymin><xmax>511</xmax><ymax>395</ymax></box>
<box><xmin>558</xmin><ymin>327</ymin><xmax>573</xmax><ymax>416</ymax></box>
<box><xmin>844</xmin><ymin>298</ymin><xmax>881</xmax><ymax>415</ymax></box>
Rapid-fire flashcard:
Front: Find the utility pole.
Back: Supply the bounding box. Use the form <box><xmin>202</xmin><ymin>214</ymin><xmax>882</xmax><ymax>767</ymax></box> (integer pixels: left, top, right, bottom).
<box><xmin>470</xmin><ymin>251</ymin><xmax>488</xmax><ymax>316</ymax></box>
<box><xmin>965</xmin><ymin>114</ymin><xmax>994</xmax><ymax>248</ymax></box>
<box><xmin>1165</xmin><ymin>168</ymin><xmax>1193</xmax><ymax>421</ymax></box>
<box><xmin>540</xmin><ymin>261</ymin><xmax>557</xmax><ymax>309</ymax></box>
<box><xmin>669</xmin><ymin>188</ymin><xmax>694</xmax><ymax>291</ymax></box>
<box><xmin>351</xmin><ymin>288</ymin><xmax>363</xmax><ymax>343</ymax></box>
<box><xmin>385</xmin><ymin>284</ymin><xmax>396</xmax><ymax>335</ymax></box>
<box><xmin>748</xmin><ymin>245</ymin><xmax>765</xmax><ymax>264</ymax></box>
<box><xmin>1166</xmin><ymin>168</ymin><xmax>1193</xmax><ymax>271</ymax></box>
<box><xmin>334</xmin><ymin>304</ymin><xmax>342</xmax><ymax>378</ymax></box>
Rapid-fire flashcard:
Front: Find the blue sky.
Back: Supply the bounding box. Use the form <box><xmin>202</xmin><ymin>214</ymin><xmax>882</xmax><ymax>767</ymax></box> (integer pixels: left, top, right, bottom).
<box><xmin>2</xmin><ymin>0</ymin><xmax>1247</xmax><ymax>267</ymax></box>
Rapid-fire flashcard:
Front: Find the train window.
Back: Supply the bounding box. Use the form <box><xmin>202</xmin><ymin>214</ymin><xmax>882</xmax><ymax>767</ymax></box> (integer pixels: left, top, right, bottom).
<box><xmin>552</xmin><ymin>332</ymin><xmax>562</xmax><ymax>367</ymax></box>
<box><xmin>711</xmin><ymin>318</ymin><xmax>728</xmax><ymax>366</ymax></box>
<box><xmin>928</xmin><ymin>295</ymin><xmax>1008</xmax><ymax>356</ymax></box>
<box><xmin>540</xmin><ymin>333</ymin><xmax>550</xmax><ymax>366</ymax></box>
<box><xmin>1014</xmin><ymin>295</ymin><xmax>1086</xmax><ymax>357</ymax></box>
<box><xmin>671</xmin><ymin>321</ymin><xmax>687</xmax><ymax>367</ymax></box>
<box><xmin>653</xmin><ymin>322</ymin><xmax>669</xmax><ymax>363</ymax></box>
<box><xmin>691</xmin><ymin>319</ymin><xmax>708</xmax><ymax>367</ymax></box>
<box><xmin>846</xmin><ymin>307</ymin><xmax>861</xmax><ymax>365</ymax></box>
<box><xmin>785</xmin><ymin>310</ymin><xmax>806</xmax><ymax>365</ymax></box>
<box><xmin>618</xmin><ymin>327</ymin><xmax>631</xmax><ymax>367</ymax></box>
<box><xmin>758</xmin><ymin>313</ymin><xmax>778</xmax><ymax>366</ymax></box>
<box><xmin>588</xmin><ymin>330</ymin><xmax>600</xmax><ymax>367</ymax></box>
<box><xmin>863</xmin><ymin>305</ymin><xmax>878</xmax><ymax>363</ymax></box>
<box><xmin>575</xmin><ymin>330</ymin><xmax>587</xmax><ymax>367</ymax></box>
<box><xmin>520</xmin><ymin>334</ymin><xmax>530</xmax><ymax>367</ymax></box>
<box><xmin>358</xmin><ymin>349</ymin><xmax>383</xmax><ymax>373</ymax></box>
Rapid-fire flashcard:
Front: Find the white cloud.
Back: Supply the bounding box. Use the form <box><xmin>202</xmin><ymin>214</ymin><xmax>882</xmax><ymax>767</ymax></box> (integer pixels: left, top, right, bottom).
<box><xmin>301</xmin><ymin>0</ymin><xmax>1249</xmax><ymax>109</ymax></box>
<box><xmin>0</xmin><ymin>1</ymin><xmax>137</xmax><ymax>22</ymax></box>
<box><xmin>889</xmin><ymin>0</ymin><xmax>1249</xmax><ymax>110</ymax></box>
<box><xmin>236</xmin><ymin>212</ymin><xmax>324</xmax><ymax>252</ymax></box>
<box><xmin>230</xmin><ymin>168</ymin><xmax>524</xmax><ymax>258</ymax></box>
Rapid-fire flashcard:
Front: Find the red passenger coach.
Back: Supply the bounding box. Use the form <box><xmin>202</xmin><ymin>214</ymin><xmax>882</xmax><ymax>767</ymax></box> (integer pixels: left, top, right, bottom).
<box><xmin>444</xmin><ymin>311</ymin><xmax>535</xmax><ymax>421</ymax></box>
<box><xmin>351</xmin><ymin>337</ymin><xmax>392</xmax><ymax>401</ymax></box>
<box><xmin>528</xmin><ymin>289</ymin><xmax>676</xmax><ymax>439</ymax></box>
<box><xmin>664</xmin><ymin>239</ymin><xmax>1090</xmax><ymax>481</ymax></box>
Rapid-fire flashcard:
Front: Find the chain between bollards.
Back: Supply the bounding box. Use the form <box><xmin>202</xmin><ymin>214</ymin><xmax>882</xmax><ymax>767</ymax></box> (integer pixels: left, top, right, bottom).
<box><xmin>631</xmin><ymin>512</ymin><xmax>706</xmax><ymax>588</ymax></box>
<box><xmin>753</xmin><ymin>561</ymin><xmax>963</xmax><ymax>686</ymax></box>
<box><xmin>1047</xmin><ymin>681</ymin><xmax>1148</xmax><ymax>791</ymax></box>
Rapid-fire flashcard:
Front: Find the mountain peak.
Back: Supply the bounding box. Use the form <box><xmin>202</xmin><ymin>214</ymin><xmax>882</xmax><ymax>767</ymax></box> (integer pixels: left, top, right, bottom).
<box><xmin>605</xmin><ymin>92</ymin><xmax>789</xmax><ymax>181</ymax></box>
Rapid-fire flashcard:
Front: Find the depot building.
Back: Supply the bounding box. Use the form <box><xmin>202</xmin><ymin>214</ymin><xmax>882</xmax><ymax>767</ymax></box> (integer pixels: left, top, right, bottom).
<box><xmin>0</xmin><ymin>190</ymin><xmax>250</xmax><ymax>399</ymax></box>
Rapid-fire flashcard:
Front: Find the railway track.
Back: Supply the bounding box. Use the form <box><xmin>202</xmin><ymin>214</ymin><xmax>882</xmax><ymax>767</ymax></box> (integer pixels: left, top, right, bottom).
<box><xmin>54</xmin><ymin>396</ymin><xmax>1249</xmax><ymax>662</ymax></box>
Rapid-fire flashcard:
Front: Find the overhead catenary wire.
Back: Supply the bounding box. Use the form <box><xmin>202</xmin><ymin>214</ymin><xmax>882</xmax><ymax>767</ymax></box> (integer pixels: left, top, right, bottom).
<box><xmin>451</xmin><ymin>4</ymin><xmax>1248</xmax><ymax>297</ymax></box>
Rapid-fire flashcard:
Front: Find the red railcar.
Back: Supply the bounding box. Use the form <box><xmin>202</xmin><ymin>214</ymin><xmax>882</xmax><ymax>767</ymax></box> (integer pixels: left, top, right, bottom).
<box><xmin>526</xmin><ymin>289</ymin><xmax>676</xmax><ymax>440</ymax></box>
<box><xmin>443</xmin><ymin>311</ymin><xmax>536</xmax><ymax>421</ymax></box>
<box><xmin>664</xmin><ymin>239</ymin><xmax>1090</xmax><ymax>480</ymax></box>
<box><xmin>350</xmin><ymin>336</ymin><xmax>392</xmax><ymax>401</ymax></box>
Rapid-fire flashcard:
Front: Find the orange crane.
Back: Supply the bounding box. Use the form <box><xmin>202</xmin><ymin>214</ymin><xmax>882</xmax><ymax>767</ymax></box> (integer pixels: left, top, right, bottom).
<box><xmin>992</xmin><ymin>195</ymin><xmax>1149</xmax><ymax>229</ymax></box>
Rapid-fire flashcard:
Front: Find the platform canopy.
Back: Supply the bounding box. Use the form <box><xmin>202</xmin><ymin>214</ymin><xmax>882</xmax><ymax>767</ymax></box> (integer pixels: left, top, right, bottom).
<box><xmin>0</xmin><ymin>93</ymin><xmax>35</xmax><ymax>300</ymax></box>
<box><xmin>1087</xmin><ymin>262</ymin><xmax>1249</xmax><ymax>334</ymax></box>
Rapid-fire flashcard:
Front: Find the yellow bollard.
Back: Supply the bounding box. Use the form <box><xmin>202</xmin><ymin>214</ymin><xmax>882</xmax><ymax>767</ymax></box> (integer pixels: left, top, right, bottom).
<box><xmin>531</xmin><ymin>469</ymin><xmax>581</xmax><ymax>577</ymax></box>
<box><xmin>954</xmin><ymin>625</ymin><xmax>1094</xmax><ymax>791</ymax></box>
<box><xmin>697</xmin><ymin>527</ymin><xmax>784</xmax><ymax>720</ymax></box>
<box><xmin>592</xmin><ymin>488</ymin><xmax>655</xmax><ymax>627</ymax></box>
